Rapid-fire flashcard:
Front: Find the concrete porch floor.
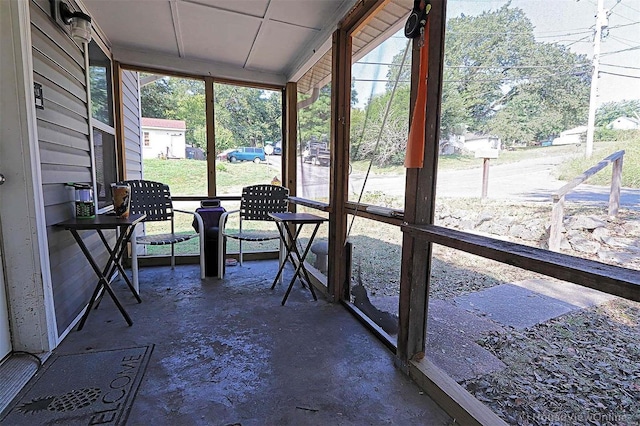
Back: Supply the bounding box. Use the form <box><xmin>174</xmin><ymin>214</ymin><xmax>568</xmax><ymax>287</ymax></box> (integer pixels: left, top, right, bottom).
<box><xmin>29</xmin><ymin>260</ymin><xmax>451</xmax><ymax>425</ymax></box>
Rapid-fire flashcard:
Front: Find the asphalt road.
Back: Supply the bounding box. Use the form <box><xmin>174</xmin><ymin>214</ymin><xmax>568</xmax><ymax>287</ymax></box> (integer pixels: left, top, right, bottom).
<box><xmin>269</xmin><ymin>154</ymin><xmax>639</xmax><ymax>210</ymax></box>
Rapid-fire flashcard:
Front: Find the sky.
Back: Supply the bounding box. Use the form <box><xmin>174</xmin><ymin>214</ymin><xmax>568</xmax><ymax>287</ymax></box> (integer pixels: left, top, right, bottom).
<box><xmin>352</xmin><ymin>0</ymin><xmax>640</xmax><ymax>109</ymax></box>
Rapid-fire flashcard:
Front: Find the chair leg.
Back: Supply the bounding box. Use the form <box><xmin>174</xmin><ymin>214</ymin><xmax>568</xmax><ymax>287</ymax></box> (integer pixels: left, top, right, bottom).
<box><xmin>239</xmin><ymin>240</ymin><xmax>243</xmax><ymax>266</ymax></box>
<box><xmin>278</xmin><ymin>238</ymin><xmax>285</xmax><ymax>284</ymax></box>
<box><xmin>131</xmin><ymin>226</ymin><xmax>139</xmax><ymax>294</ymax></box>
<box><xmin>218</xmin><ymin>233</ymin><xmax>225</xmax><ymax>279</ymax></box>
<box><xmin>199</xmin><ymin>236</ymin><xmax>205</xmax><ymax>280</ymax></box>
<box><xmin>171</xmin><ymin>242</ymin><xmax>175</xmax><ymax>269</ymax></box>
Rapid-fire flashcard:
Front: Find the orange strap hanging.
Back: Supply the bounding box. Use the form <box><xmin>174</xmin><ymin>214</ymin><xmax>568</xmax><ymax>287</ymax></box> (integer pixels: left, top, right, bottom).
<box><xmin>404</xmin><ymin>21</ymin><xmax>430</xmax><ymax>169</ymax></box>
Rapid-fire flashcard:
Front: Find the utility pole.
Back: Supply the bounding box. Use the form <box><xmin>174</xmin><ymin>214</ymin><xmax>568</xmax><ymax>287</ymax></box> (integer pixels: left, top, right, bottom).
<box><xmin>585</xmin><ymin>0</ymin><xmax>607</xmax><ymax>158</ymax></box>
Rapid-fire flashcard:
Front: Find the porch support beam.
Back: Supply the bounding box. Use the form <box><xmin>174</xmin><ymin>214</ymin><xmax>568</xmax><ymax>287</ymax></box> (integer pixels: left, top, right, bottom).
<box><xmin>205</xmin><ymin>76</ymin><xmax>216</xmax><ymax>196</ymax></box>
<box><xmin>113</xmin><ymin>61</ymin><xmax>126</xmax><ymax>180</ymax></box>
<box><xmin>284</xmin><ymin>82</ymin><xmax>297</xmax><ymax>201</ymax></box>
<box><xmin>397</xmin><ymin>0</ymin><xmax>447</xmax><ymax>367</ymax></box>
<box><xmin>327</xmin><ymin>27</ymin><xmax>351</xmax><ymax>302</ymax></box>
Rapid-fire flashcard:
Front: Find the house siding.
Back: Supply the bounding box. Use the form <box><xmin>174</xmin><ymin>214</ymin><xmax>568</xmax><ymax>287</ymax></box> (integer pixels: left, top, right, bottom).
<box><xmin>122</xmin><ymin>70</ymin><xmax>142</xmax><ymax>179</ymax></box>
<box><xmin>31</xmin><ymin>0</ymin><xmax>110</xmax><ymax>335</ymax></box>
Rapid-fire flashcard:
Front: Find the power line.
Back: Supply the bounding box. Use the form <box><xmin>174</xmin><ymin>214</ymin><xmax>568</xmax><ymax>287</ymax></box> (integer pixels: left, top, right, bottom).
<box><xmin>601</xmin><ymin>62</ymin><xmax>640</xmax><ymax>70</ymax></box>
<box><xmin>601</xmin><ymin>45</ymin><xmax>640</xmax><ymax>56</ymax></box>
<box><xmin>608</xmin><ymin>34</ymin><xmax>640</xmax><ymax>46</ymax></box>
<box><xmin>609</xmin><ymin>21</ymin><xmax>640</xmax><ymax>29</ymax></box>
<box><xmin>600</xmin><ymin>70</ymin><xmax>640</xmax><ymax>79</ymax></box>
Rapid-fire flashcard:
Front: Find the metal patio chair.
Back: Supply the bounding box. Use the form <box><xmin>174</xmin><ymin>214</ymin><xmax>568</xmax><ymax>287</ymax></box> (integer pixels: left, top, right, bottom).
<box><xmin>217</xmin><ymin>184</ymin><xmax>289</xmax><ymax>279</ymax></box>
<box><xmin>117</xmin><ymin>180</ymin><xmax>204</xmax><ymax>292</ymax></box>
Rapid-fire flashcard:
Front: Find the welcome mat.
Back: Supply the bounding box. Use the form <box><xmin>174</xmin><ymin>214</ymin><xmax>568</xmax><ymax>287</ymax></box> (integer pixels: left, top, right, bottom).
<box><xmin>1</xmin><ymin>345</ymin><xmax>153</xmax><ymax>425</ymax></box>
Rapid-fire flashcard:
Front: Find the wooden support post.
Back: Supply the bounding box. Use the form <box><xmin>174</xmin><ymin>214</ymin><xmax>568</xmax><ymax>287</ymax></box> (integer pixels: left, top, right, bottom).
<box><xmin>397</xmin><ymin>0</ymin><xmax>447</xmax><ymax>367</ymax></box>
<box><xmin>113</xmin><ymin>62</ymin><xmax>126</xmax><ymax>180</ymax></box>
<box><xmin>327</xmin><ymin>28</ymin><xmax>351</xmax><ymax>302</ymax></box>
<box><xmin>284</xmin><ymin>82</ymin><xmax>297</xmax><ymax>203</ymax></box>
<box><xmin>205</xmin><ymin>77</ymin><xmax>216</xmax><ymax>197</ymax></box>
<box><xmin>481</xmin><ymin>158</ymin><xmax>490</xmax><ymax>199</ymax></box>
<box><xmin>549</xmin><ymin>195</ymin><xmax>565</xmax><ymax>252</ymax></box>
<box><xmin>608</xmin><ymin>156</ymin><xmax>623</xmax><ymax>217</ymax></box>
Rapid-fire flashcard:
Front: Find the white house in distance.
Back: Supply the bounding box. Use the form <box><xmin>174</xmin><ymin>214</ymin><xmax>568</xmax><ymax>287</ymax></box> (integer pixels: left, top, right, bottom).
<box><xmin>552</xmin><ymin>125</ymin><xmax>587</xmax><ymax>146</ymax></box>
<box><xmin>141</xmin><ymin>117</ymin><xmax>187</xmax><ymax>159</ymax></box>
<box><xmin>463</xmin><ymin>133</ymin><xmax>501</xmax><ymax>153</ymax></box>
<box><xmin>607</xmin><ymin>116</ymin><xmax>640</xmax><ymax>130</ymax></box>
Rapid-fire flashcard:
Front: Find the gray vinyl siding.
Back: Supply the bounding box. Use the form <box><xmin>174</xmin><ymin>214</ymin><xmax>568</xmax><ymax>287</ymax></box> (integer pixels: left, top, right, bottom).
<box><xmin>31</xmin><ymin>0</ymin><xmax>111</xmax><ymax>335</ymax></box>
<box><xmin>122</xmin><ymin>70</ymin><xmax>143</xmax><ymax>179</ymax></box>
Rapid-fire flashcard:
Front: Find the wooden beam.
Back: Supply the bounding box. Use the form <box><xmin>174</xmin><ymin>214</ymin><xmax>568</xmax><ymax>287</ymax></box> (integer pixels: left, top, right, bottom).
<box><xmin>409</xmin><ymin>359</ymin><xmax>508</xmax><ymax>426</ymax></box>
<box><xmin>205</xmin><ymin>76</ymin><xmax>216</xmax><ymax>196</ymax></box>
<box><xmin>328</xmin><ymin>28</ymin><xmax>351</xmax><ymax>302</ymax></box>
<box><xmin>397</xmin><ymin>0</ymin><xmax>447</xmax><ymax>366</ymax></box>
<box><xmin>113</xmin><ymin>61</ymin><xmax>126</xmax><ymax>180</ymax></box>
<box><xmin>341</xmin><ymin>0</ymin><xmax>390</xmax><ymax>35</ymax></box>
<box><xmin>284</xmin><ymin>82</ymin><xmax>297</xmax><ymax>201</ymax></box>
<box><xmin>402</xmin><ymin>224</ymin><xmax>640</xmax><ymax>302</ymax></box>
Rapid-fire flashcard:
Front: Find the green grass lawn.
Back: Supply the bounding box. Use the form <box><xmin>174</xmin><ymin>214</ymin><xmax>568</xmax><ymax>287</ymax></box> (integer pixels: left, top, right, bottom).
<box><xmin>143</xmin><ymin>158</ymin><xmax>279</xmax><ymax>195</ymax></box>
<box><xmin>557</xmin><ymin>138</ymin><xmax>640</xmax><ymax>188</ymax></box>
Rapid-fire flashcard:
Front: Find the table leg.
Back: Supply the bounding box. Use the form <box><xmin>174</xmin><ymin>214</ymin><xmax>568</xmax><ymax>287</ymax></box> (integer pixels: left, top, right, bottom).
<box><xmin>270</xmin><ymin>222</ymin><xmax>304</xmax><ymax>289</ymax></box>
<box><xmin>97</xmin><ymin>228</ymin><xmax>142</xmax><ymax>303</ymax></box>
<box><xmin>71</xmin><ymin>229</ymin><xmax>133</xmax><ymax>330</ymax></box>
<box><xmin>281</xmin><ymin>223</ymin><xmax>321</xmax><ymax>305</ymax></box>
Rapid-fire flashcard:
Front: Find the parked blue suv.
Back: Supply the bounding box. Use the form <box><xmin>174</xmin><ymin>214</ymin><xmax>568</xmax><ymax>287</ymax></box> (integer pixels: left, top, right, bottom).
<box><xmin>227</xmin><ymin>147</ymin><xmax>266</xmax><ymax>163</ymax></box>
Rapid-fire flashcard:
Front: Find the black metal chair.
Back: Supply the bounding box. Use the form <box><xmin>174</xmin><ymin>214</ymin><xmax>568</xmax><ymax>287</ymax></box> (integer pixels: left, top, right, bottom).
<box><xmin>116</xmin><ymin>180</ymin><xmax>204</xmax><ymax>291</ymax></box>
<box><xmin>218</xmin><ymin>184</ymin><xmax>289</xmax><ymax>278</ymax></box>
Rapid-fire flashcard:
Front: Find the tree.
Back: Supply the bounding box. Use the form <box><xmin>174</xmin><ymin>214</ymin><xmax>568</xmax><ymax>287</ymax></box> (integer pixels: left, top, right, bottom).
<box><xmin>443</xmin><ymin>5</ymin><xmax>590</xmax><ymax>145</ymax></box>
<box><xmin>595</xmin><ymin>100</ymin><xmax>640</xmax><ymax>127</ymax></box>
<box><xmin>213</xmin><ymin>84</ymin><xmax>282</xmax><ymax>151</ymax></box>
<box><xmin>140</xmin><ymin>76</ymin><xmax>206</xmax><ymax>149</ymax></box>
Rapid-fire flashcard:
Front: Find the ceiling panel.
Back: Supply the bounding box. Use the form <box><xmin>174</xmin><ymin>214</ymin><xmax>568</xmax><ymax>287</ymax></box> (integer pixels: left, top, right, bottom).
<box><xmin>84</xmin><ymin>1</ymin><xmax>179</xmax><ymax>56</ymax></box>
<box><xmin>248</xmin><ymin>21</ymin><xmax>318</xmax><ymax>72</ymax></box>
<box><xmin>177</xmin><ymin>1</ymin><xmax>261</xmax><ymax>66</ymax></box>
<box><xmin>268</xmin><ymin>0</ymin><xmax>345</xmax><ymax>29</ymax></box>
<box><xmin>182</xmin><ymin>0</ymin><xmax>269</xmax><ymax>18</ymax></box>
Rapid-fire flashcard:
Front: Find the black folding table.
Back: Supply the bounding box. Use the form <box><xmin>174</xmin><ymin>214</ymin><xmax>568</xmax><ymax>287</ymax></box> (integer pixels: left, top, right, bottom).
<box><xmin>57</xmin><ymin>213</ymin><xmax>146</xmax><ymax>330</ymax></box>
<box><xmin>269</xmin><ymin>212</ymin><xmax>328</xmax><ymax>305</ymax></box>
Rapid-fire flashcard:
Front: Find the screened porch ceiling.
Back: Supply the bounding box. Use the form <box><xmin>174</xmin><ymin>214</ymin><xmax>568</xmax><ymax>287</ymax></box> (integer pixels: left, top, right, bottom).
<box><xmin>82</xmin><ymin>0</ymin><xmax>412</xmax><ymax>92</ymax></box>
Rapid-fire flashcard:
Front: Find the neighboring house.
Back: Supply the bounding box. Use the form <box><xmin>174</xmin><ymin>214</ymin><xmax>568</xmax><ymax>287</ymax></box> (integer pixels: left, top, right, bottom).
<box><xmin>552</xmin><ymin>126</ymin><xmax>587</xmax><ymax>146</ymax></box>
<box><xmin>141</xmin><ymin>117</ymin><xmax>186</xmax><ymax>159</ymax></box>
<box><xmin>607</xmin><ymin>116</ymin><xmax>640</xmax><ymax>130</ymax></box>
<box><xmin>439</xmin><ymin>134</ymin><xmax>465</xmax><ymax>155</ymax></box>
<box><xmin>462</xmin><ymin>133</ymin><xmax>501</xmax><ymax>153</ymax></box>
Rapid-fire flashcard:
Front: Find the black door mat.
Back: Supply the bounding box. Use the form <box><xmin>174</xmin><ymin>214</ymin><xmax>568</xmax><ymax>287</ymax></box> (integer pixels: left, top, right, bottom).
<box><xmin>1</xmin><ymin>345</ymin><xmax>153</xmax><ymax>425</ymax></box>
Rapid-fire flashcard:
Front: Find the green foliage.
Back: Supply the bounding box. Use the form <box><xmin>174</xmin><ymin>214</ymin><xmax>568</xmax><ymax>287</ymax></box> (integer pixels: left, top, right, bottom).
<box><xmin>443</xmin><ymin>5</ymin><xmax>590</xmax><ymax>145</ymax></box>
<box><xmin>140</xmin><ymin>76</ymin><xmax>206</xmax><ymax>149</ymax></box>
<box><xmin>298</xmin><ymin>85</ymin><xmax>331</xmax><ymax>146</ymax></box>
<box><xmin>140</xmin><ymin>76</ymin><xmax>282</xmax><ymax>153</ymax></box>
<box><xmin>557</xmin><ymin>135</ymin><xmax>640</xmax><ymax>188</ymax></box>
<box><xmin>214</xmin><ymin>83</ymin><xmax>282</xmax><ymax>150</ymax></box>
<box><xmin>595</xmin><ymin>100</ymin><xmax>640</xmax><ymax>127</ymax></box>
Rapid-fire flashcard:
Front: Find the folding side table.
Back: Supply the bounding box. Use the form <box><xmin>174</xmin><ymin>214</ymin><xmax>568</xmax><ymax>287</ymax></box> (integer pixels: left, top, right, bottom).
<box><xmin>57</xmin><ymin>213</ymin><xmax>146</xmax><ymax>330</ymax></box>
<box><xmin>269</xmin><ymin>212</ymin><xmax>328</xmax><ymax>305</ymax></box>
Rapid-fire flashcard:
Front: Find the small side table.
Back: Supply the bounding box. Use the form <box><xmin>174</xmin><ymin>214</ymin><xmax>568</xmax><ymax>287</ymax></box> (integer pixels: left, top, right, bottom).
<box><xmin>57</xmin><ymin>213</ymin><xmax>146</xmax><ymax>330</ymax></box>
<box><xmin>269</xmin><ymin>212</ymin><xmax>328</xmax><ymax>305</ymax></box>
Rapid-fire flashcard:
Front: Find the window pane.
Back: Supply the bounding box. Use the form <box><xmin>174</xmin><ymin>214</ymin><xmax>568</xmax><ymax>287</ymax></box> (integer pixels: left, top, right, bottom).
<box><xmin>140</xmin><ymin>74</ymin><xmax>207</xmax><ymax>196</ymax></box>
<box><xmin>349</xmin><ymin>29</ymin><xmax>411</xmax><ymax>210</ymax></box>
<box><xmin>93</xmin><ymin>129</ymin><xmax>116</xmax><ymax>209</ymax></box>
<box><xmin>88</xmin><ymin>41</ymin><xmax>113</xmax><ymax>126</ymax></box>
<box><xmin>214</xmin><ymin>82</ymin><xmax>283</xmax><ymax>195</ymax></box>
<box><xmin>296</xmin><ymin>50</ymin><xmax>332</xmax><ymax>202</ymax></box>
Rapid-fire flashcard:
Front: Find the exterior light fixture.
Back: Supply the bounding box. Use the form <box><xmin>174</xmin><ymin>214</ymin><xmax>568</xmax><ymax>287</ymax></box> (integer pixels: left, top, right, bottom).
<box><xmin>50</xmin><ymin>0</ymin><xmax>92</xmax><ymax>44</ymax></box>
